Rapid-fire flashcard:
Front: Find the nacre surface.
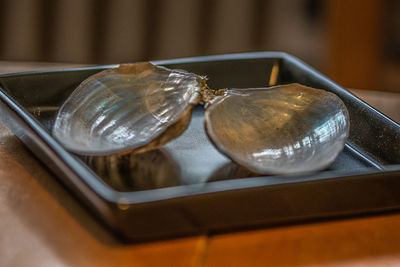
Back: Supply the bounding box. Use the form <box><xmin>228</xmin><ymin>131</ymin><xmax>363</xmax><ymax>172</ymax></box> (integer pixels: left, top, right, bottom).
<box><xmin>52</xmin><ymin>62</ymin><xmax>206</xmax><ymax>155</ymax></box>
<box><xmin>204</xmin><ymin>83</ymin><xmax>350</xmax><ymax>175</ymax></box>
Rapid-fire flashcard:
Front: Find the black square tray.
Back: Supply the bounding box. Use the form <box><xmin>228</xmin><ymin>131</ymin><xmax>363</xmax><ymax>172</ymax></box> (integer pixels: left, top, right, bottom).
<box><xmin>0</xmin><ymin>52</ymin><xmax>399</xmax><ymax>242</ymax></box>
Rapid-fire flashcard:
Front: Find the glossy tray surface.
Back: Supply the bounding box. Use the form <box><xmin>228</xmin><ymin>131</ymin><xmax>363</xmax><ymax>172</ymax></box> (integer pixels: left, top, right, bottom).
<box><xmin>0</xmin><ymin>52</ymin><xmax>399</xmax><ymax>241</ymax></box>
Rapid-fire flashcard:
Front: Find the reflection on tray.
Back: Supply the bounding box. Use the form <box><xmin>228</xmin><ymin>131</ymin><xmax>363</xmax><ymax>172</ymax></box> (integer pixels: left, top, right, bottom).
<box><xmin>83</xmin><ymin>149</ymin><xmax>180</xmax><ymax>191</ymax></box>
<box><xmin>208</xmin><ymin>162</ymin><xmax>260</xmax><ymax>182</ymax></box>
<box><xmin>83</xmin><ymin>147</ymin><xmax>261</xmax><ymax>191</ymax></box>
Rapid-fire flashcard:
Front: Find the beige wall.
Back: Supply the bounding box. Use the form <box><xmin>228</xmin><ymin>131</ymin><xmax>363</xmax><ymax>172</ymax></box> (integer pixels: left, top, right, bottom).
<box><xmin>1</xmin><ymin>0</ymin><xmax>398</xmax><ymax>93</ymax></box>
<box><xmin>0</xmin><ymin>0</ymin><xmax>324</xmax><ymax>67</ymax></box>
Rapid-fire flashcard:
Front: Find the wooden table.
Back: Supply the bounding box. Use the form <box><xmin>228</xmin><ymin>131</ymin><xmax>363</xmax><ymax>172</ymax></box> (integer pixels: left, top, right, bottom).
<box><xmin>0</xmin><ymin>62</ymin><xmax>399</xmax><ymax>267</ymax></box>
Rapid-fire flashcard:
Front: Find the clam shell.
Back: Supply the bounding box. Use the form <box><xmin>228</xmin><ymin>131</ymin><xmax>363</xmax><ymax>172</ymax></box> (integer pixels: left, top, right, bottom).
<box><xmin>204</xmin><ymin>83</ymin><xmax>350</xmax><ymax>175</ymax></box>
<box><xmin>52</xmin><ymin>62</ymin><xmax>205</xmax><ymax>155</ymax></box>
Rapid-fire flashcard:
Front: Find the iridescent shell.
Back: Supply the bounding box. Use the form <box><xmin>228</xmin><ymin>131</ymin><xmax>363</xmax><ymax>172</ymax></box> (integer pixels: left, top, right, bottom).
<box><xmin>52</xmin><ymin>62</ymin><xmax>206</xmax><ymax>155</ymax></box>
<box><xmin>204</xmin><ymin>83</ymin><xmax>350</xmax><ymax>175</ymax></box>
<box><xmin>53</xmin><ymin>61</ymin><xmax>349</xmax><ymax>176</ymax></box>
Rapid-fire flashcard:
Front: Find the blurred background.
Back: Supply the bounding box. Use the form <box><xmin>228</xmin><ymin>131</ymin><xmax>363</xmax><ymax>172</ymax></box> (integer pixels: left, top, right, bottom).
<box><xmin>0</xmin><ymin>0</ymin><xmax>399</xmax><ymax>93</ymax></box>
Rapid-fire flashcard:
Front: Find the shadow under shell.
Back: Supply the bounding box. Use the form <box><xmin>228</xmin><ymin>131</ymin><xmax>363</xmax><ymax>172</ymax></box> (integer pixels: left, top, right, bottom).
<box><xmin>83</xmin><ymin>149</ymin><xmax>181</xmax><ymax>191</ymax></box>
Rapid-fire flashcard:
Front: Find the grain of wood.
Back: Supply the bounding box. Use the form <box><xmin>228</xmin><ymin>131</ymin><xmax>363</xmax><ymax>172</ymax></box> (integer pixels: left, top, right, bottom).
<box><xmin>327</xmin><ymin>0</ymin><xmax>384</xmax><ymax>90</ymax></box>
<box><xmin>204</xmin><ymin>215</ymin><xmax>400</xmax><ymax>266</ymax></box>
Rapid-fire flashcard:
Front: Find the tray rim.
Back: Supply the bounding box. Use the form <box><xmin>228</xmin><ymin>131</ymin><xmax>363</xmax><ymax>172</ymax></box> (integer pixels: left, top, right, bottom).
<box><xmin>0</xmin><ymin>51</ymin><xmax>399</xmax><ymax>206</ymax></box>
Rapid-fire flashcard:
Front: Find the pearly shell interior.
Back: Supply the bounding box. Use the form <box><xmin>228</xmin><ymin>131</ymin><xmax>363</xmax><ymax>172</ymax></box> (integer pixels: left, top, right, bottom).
<box><xmin>52</xmin><ymin>62</ymin><xmax>206</xmax><ymax>155</ymax></box>
<box><xmin>204</xmin><ymin>83</ymin><xmax>350</xmax><ymax>175</ymax></box>
<box><xmin>53</xmin><ymin>61</ymin><xmax>350</xmax><ymax>176</ymax></box>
